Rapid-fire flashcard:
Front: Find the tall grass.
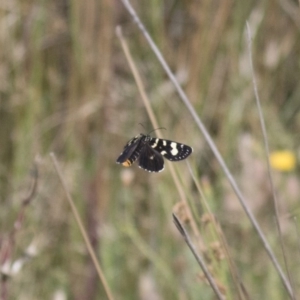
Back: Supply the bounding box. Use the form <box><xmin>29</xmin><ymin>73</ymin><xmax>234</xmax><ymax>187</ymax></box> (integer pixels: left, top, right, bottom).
<box><xmin>0</xmin><ymin>0</ymin><xmax>300</xmax><ymax>299</ymax></box>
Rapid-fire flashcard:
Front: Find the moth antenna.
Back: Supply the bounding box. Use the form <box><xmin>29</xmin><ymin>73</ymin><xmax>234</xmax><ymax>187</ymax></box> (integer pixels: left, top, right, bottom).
<box><xmin>138</xmin><ymin>123</ymin><xmax>146</xmax><ymax>130</ymax></box>
<box><xmin>148</xmin><ymin>127</ymin><xmax>167</xmax><ymax>135</ymax></box>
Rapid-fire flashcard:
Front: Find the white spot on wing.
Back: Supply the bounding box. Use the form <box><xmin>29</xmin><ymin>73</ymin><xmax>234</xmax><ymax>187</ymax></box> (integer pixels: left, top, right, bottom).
<box><xmin>170</xmin><ymin>142</ymin><xmax>178</xmax><ymax>155</ymax></box>
<box><xmin>151</xmin><ymin>138</ymin><xmax>159</xmax><ymax>148</ymax></box>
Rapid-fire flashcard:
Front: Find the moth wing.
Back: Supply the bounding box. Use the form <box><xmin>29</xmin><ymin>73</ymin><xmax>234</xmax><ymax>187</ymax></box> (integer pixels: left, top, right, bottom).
<box><xmin>150</xmin><ymin>139</ymin><xmax>193</xmax><ymax>161</ymax></box>
<box><xmin>116</xmin><ymin>137</ymin><xmax>142</xmax><ymax>164</ymax></box>
<box><xmin>138</xmin><ymin>144</ymin><xmax>164</xmax><ymax>172</ymax></box>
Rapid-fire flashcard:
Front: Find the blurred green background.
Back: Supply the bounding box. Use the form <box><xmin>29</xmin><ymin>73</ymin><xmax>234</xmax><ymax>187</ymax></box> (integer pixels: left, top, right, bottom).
<box><xmin>1</xmin><ymin>0</ymin><xmax>300</xmax><ymax>299</ymax></box>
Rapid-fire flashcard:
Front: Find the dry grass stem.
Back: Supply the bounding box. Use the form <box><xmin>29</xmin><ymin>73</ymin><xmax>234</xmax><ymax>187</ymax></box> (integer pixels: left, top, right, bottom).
<box><xmin>50</xmin><ymin>153</ymin><xmax>115</xmax><ymax>300</ymax></box>
<box><xmin>173</xmin><ymin>214</ymin><xmax>225</xmax><ymax>300</ymax></box>
<box><xmin>186</xmin><ymin>161</ymin><xmax>249</xmax><ymax>300</ymax></box>
<box><xmin>246</xmin><ymin>22</ymin><xmax>295</xmax><ymax>299</ymax></box>
<box><xmin>116</xmin><ymin>26</ymin><xmax>205</xmax><ymax>252</ymax></box>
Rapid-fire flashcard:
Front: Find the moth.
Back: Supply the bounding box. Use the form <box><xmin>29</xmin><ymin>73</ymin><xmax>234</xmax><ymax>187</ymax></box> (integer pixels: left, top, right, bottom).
<box><xmin>116</xmin><ymin>134</ymin><xmax>192</xmax><ymax>172</ymax></box>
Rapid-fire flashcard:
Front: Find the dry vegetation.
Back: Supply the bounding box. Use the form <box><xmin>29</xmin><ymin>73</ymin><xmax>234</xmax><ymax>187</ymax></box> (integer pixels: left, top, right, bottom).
<box><xmin>1</xmin><ymin>0</ymin><xmax>300</xmax><ymax>299</ymax></box>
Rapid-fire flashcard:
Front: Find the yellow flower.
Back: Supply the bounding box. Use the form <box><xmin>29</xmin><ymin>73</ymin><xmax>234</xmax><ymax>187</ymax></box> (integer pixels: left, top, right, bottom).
<box><xmin>269</xmin><ymin>151</ymin><xmax>296</xmax><ymax>171</ymax></box>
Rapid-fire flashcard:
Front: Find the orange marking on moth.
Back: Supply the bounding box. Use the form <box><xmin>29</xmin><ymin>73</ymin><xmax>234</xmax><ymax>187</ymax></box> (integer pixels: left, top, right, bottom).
<box><xmin>122</xmin><ymin>160</ymin><xmax>132</xmax><ymax>167</ymax></box>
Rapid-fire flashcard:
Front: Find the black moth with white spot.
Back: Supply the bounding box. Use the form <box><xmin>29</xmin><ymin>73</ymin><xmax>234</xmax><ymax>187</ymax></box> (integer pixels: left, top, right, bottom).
<box><xmin>116</xmin><ymin>134</ymin><xmax>192</xmax><ymax>172</ymax></box>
